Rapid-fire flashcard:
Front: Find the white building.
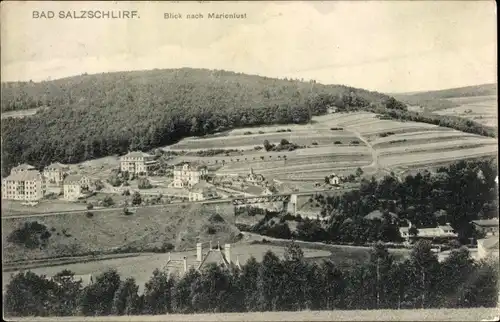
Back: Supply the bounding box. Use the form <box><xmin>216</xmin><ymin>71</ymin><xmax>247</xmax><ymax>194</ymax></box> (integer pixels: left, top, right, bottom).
<box><xmin>477</xmin><ymin>236</ymin><xmax>499</xmax><ymax>260</ymax></box>
<box><xmin>172</xmin><ymin>162</ymin><xmax>208</xmax><ymax>188</ymax></box>
<box><xmin>246</xmin><ymin>168</ymin><xmax>265</xmax><ymax>184</ymax></box>
<box><xmin>2</xmin><ymin>170</ymin><xmax>46</xmax><ymax>201</ymax></box>
<box><xmin>119</xmin><ymin>151</ymin><xmax>157</xmax><ymax>176</ymax></box>
<box><xmin>399</xmin><ymin>223</ymin><xmax>458</xmax><ymax>241</ymax></box>
<box><xmin>63</xmin><ymin>175</ymin><xmax>92</xmax><ymax>201</ymax></box>
<box><xmin>43</xmin><ymin>162</ymin><xmax>69</xmax><ymax>186</ymax></box>
<box><xmin>188</xmin><ymin>180</ymin><xmax>219</xmax><ymax>202</ymax></box>
<box><xmin>472</xmin><ymin>219</ymin><xmax>499</xmax><ymax>237</ymax></box>
<box><xmin>328</xmin><ymin>172</ymin><xmax>340</xmax><ymax>185</ymax></box>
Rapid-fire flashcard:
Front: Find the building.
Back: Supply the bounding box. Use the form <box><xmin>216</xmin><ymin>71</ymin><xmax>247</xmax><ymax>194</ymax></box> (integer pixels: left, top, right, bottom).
<box><xmin>188</xmin><ymin>180</ymin><xmax>219</xmax><ymax>202</ymax></box>
<box><xmin>164</xmin><ymin>242</ymin><xmax>241</xmax><ymax>276</ymax></box>
<box><xmin>11</xmin><ymin>163</ymin><xmax>36</xmax><ymax>174</ymax></box>
<box><xmin>472</xmin><ymin>219</ymin><xmax>499</xmax><ymax>237</ymax></box>
<box><xmin>399</xmin><ymin>223</ymin><xmax>458</xmax><ymax>241</ymax></box>
<box><xmin>43</xmin><ymin>162</ymin><xmax>69</xmax><ymax>186</ymax></box>
<box><xmin>63</xmin><ymin>175</ymin><xmax>92</xmax><ymax>201</ymax></box>
<box><xmin>119</xmin><ymin>151</ymin><xmax>158</xmax><ymax>176</ymax></box>
<box><xmin>246</xmin><ymin>168</ymin><xmax>265</xmax><ymax>184</ymax></box>
<box><xmin>327</xmin><ymin>172</ymin><xmax>341</xmax><ymax>185</ymax></box>
<box><xmin>477</xmin><ymin>236</ymin><xmax>499</xmax><ymax>260</ymax></box>
<box><xmin>2</xmin><ymin>171</ymin><xmax>46</xmax><ymax>201</ymax></box>
<box><xmin>172</xmin><ymin>162</ymin><xmax>208</xmax><ymax>188</ymax></box>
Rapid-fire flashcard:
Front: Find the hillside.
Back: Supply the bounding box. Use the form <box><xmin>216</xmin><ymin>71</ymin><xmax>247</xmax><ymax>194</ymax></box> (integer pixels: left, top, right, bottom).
<box><xmin>2</xmin><ymin>202</ymin><xmax>240</xmax><ymax>262</ymax></box>
<box><xmin>0</xmin><ymin>68</ymin><xmax>398</xmax><ymax>176</ymax></box>
<box><xmin>392</xmin><ymin>83</ymin><xmax>497</xmax><ymax>111</ymax></box>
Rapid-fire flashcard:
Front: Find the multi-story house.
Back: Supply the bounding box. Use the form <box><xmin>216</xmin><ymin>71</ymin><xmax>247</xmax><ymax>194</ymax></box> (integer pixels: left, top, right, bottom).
<box><xmin>172</xmin><ymin>162</ymin><xmax>208</xmax><ymax>188</ymax></box>
<box><xmin>63</xmin><ymin>175</ymin><xmax>92</xmax><ymax>201</ymax></box>
<box><xmin>2</xmin><ymin>171</ymin><xmax>46</xmax><ymax>201</ymax></box>
<box><xmin>43</xmin><ymin>162</ymin><xmax>70</xmax><ymax>186</ymax></box>
<box><xmin>472</xmin><ymin>219</ymin><xmax>499</xmax><ymax>237</ymax></box>
<box><xmin>188</xmin><ymin>180</ymin><xmax>219</xmax><ymax>201</ymax></box>
<box><xmin>119</xmin><ymin>151</ymin><xmax>158</xmax><ymax>176</ymax></box>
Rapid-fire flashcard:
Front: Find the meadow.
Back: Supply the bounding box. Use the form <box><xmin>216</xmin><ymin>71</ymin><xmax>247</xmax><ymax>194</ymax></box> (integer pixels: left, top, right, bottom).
<box><xmin>435</xmin><ymin>95</ymin><xmax>497</xmax><ymax>128</ymax></box>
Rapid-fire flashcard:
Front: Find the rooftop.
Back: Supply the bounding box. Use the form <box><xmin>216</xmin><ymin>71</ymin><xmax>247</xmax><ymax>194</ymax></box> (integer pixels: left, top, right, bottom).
<box><xmin>190</xmin><ymin>180</ymin><xmax>216</xmax><ymax>193</ymax></box>
<box><xmin>472</xmin><ymin>219</ymin><xmax>499</xmax><ymax>228</ymax></box>
<box><xmin>364</xmin><ymin>210</ymin><xmax>398</xmax><ymax>220</ymax></box>
<box><xmin>175</xmin><ymin>161</ymin><xmax>207</xmax><ymax>170</ymax></box>
<box><xmin>45</xmin><ymin>162</ymin><xmax>69</xmax><ymax>170</ymax></box>
<box><xmin>12</xmin><ymin>163</ymin><xmax>36</xmax><ymax>171</ymax></box>
<box><xmin>120</xmin><ymin>151</ymin><xmax>153</xmax><ymax>159</ymax></box>
<box><xmin>64</xmin><ymin>174</ymin><xmax>85</xmax><ymax>184</ymax></box>
<box><xmin>4</xmin><ymin>171</ymin><xmax>42</xmax><ymax>182</ymax></box>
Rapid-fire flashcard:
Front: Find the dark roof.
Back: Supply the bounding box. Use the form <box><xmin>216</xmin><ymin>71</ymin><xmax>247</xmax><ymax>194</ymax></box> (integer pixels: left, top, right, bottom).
<box><xmin>197</xmin><ymin>249</ymin><xmax>230</xmax><ymax>270</ymax></box>
<box><xmin>45</xmin><ymin>162</ymin><xmax>69</xmax><ymax>170</ymax></box>
<box><xmin>472</xmin><ymin>219</ymin><xmax>499</xmax><ymax>227</ymax></box>
<box><xmin>64</xmin><ymin>175</ymin><xmax>86</xmax><ymax>184</ymax></box>
<box><xmin>121</xmin><ymin>151</ymin><xmax>153</xmax><ymax>158</ymax></box>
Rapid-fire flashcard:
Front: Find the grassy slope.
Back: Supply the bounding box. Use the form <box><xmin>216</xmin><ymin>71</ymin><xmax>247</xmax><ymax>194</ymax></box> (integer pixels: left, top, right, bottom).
<box><xmin>392</xmin><ymin>83</ymin><xmax>497</xmax><ymax>111</ymax></box>
<box><xmin>2</xmin><ymin>203</ymin><xmax>240</xmax><ymax>262</ymax></box>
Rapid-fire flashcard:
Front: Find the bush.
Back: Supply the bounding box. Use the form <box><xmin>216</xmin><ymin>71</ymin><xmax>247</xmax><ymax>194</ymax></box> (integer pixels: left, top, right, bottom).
<box><xmin>311</xmin><ymin>142</ymin><xmax>318</xmax><ymax>145</ymax></box>
<box><xmin>350</xmin><ymin>140</ymin><xmax>360</xmax><ymax>145</ymax></box>
<box><xmin>280</xmin><ymin>139</ymin><xmax>290</xmax><ymax>146</ymax></box>
<box><xmin>102</xmin><ymin>196</ymin><xmax>115</xmax><ymax>207</ymax></box>
<box><xmin>86</xmin><ymin>204</ymin><xmax>94</xmax><ymax>210</ymax></box>
<box><xmin>138</xmin><ymin>178</ymin><xmax>152</xmax><ymax>189</ymax></box>
<box><xmin>334</xmin><ymin>141</ymin><xmax>342</xmax><ymax>145</ymax></box>
<box><xmin>243</xmin><ymin>131</ymin><xmax>253</xmax><ymax>135</ymax></box>
<box><xmin>7</xmin><ymin>221</ymin><xmax>51</xmax><ymax>249</ymax></box>
<box><xmin>86</xmin><ymin>211</ymin><xmax>94</xmax><ymax>218</ymax></box>
<box><xmin>123</xmin><ymin>207</ymin><xmax>132</xmax><ymax>216</ymax></box>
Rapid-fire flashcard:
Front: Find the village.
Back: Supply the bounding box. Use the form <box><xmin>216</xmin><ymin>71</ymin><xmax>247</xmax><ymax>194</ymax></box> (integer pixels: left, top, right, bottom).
<box><xmin>2</xmin><ymin>149</ymin><xmax>498</xmax><ymax>263</ymax></box>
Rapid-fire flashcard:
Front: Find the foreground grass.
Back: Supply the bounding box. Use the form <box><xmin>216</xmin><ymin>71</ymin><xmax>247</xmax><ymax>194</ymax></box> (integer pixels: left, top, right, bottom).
<box><xmin>8</xmin><ymin>308</ymin><xmax>499</xmax><ymax>321</ymax></box>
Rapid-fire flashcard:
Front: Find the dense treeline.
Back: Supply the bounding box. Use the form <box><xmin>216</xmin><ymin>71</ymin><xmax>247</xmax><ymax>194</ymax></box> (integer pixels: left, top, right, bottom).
<box><xmin>1</xmin><ymin>68</ymin><xmax>395</xmax><ymax>176</ymax></box>
<box><xmin>240</xmin><ymin>159</ymin><xmax>498</xmax><ymax>245</ymax></box>
<box><xmin>4</xmin><ymin>242</ymin><xmax>498</xmax><ymax>317</ymax></box>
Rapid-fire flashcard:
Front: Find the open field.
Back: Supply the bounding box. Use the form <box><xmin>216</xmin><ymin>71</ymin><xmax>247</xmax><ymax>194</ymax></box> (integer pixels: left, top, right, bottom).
<box><xmin>1</xmin><ymin>200</ymin><xmax>89</xmax><ymax>217</ymax></box>
<box><xmin>168</xmin><ymin>130</ymin><xmax>361</xmax><ymax>150</ymax></box>
<box><xmin>2</xmin><ymin>202</ymin><xmax>239</xmax><ymax>263</ymax></box>
<box><xmin>434</xmin><ymin>95</ymin><xmax>497</xmax><ymax>128</ymax></box>
<box><xmin>12</xmin><ymin>308</ymin><xmax>499</xmax><ymax>322</ymax></box>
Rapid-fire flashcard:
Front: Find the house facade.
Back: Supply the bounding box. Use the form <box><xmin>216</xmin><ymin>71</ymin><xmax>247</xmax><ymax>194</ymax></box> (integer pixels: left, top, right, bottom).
<box><xmin>188</xmin><ymin>181</ymin><xmax>219</xmax><ymax>202</ymax></box>
<box><xmin>172</xmin><ymin>162</ymin><xmax>208</xmax><ymax>188</ymax></box>
<box><xmin>2</xmin><ymin>170</ymin><xmax>46</xmax><ymax>201</ymax></box>
<box><xmin>43</xmin><ymin>162</ymin><xmax>69</xmax><ymax>186</ymax></box>
<box><xmin>246</xmin><ymin>168</ymin><xmax>265</xmax><ymax>184</ymax></box>
<box><xmin>119</xmin><ymin>151</ymin><xmax>157</xmax><ymax>176</ymax></box>
<box><xmin>63</xmin><ymin>175</ymin><xmax>92</xmax><ymax>201</ymax></box>
<box><xmin>399</xmin><ymin>223</ymin><xmax>458</xmax><ymax>241</ymax></box>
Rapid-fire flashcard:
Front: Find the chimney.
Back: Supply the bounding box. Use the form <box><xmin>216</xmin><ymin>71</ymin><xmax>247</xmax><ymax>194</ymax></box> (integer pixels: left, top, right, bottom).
<box><xmin>224</xmin><ymin>244</ymin><xmax>231</xmax><ymax>263</ymax></box>
<box><xmin>197</xmin><ymin>242</ymin><xmax>203</xmax><ymax>262</ymax></box>
<box><xmin>183</xmin><ymin>256</ymin><xmax>188</xmax><ymax>273</ymax></box>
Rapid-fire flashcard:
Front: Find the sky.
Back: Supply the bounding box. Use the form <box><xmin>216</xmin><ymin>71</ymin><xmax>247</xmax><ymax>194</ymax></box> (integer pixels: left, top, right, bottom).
<box><xmin>1</xmin><ymin>1</ymin><xmax>497</xmax><ymax>93</ymax></box>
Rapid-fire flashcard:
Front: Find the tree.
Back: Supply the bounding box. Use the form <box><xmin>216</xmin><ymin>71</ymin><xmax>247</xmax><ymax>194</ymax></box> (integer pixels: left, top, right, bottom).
<box><xmin>240</xmin><ymin>256</ymin><xmax>260</xmax><ymax>311</ymax></box>
<box><xmin>112</xmin><ymin>278</ymin><xmax>140</xmax><ymax>315</ymax></box>
<box><xmin>102</xmin><ymin>196</ymin><xmax>115</xmax><ymax>207</ymax></box>
<box><xmin>257</xmin><ymin>251</ymin><xmax>285</xmax><ymax>311</ymax></box>
<box><xmin>80</xmin><ymin>269</ymin><xmax>121</xmax><ymax>316</ymax></box>
<box><xmin>280</xmin><ymin>138</ymin><xmax>290</xmax><ymax>146</ymax></box>
<box><xmin>131</xmin><ymin>192</ymin><xmax>142</xmax><ymax>206</ymax></box>
<box><xmin>138</xmin><ymin>178</ymin><xmax>152</xmax><ymax>189</ymax></box>
<box><xmin>356</xmin><ymin>167</ymin><xmax>364</xmax><ymax>177</ymax></box>
<box><xmin>263</xmin><ymin>140</ymin><xmax>273</xmax><ymax>151</ymax></box>
<box><xmin>143</xmin><ymin>269</ymin><xmax>174</xmax><ymax>314</ymax></box>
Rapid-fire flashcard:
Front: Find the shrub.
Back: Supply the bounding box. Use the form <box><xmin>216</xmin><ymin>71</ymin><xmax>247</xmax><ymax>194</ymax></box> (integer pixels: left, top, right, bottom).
<box><xmin>86</xmin><ymin>211</ymin><xmax>94</xmax><ymax>218</ymax></box>
<box><xmin>258</xmin><ymin>131</ymin><xmax>264</xmax><ymax>134</ymax></box>
<box><xmin>138</xmin><ymin>178</ymin><xmax>152</xmax><ymax>189</ymax></box>
<box><xmin>334</xmin><ymin>141</ymin><xmax>342</xmax><ymax>145</ymax></box>
<box><xmin>7</xmin><ymin>221</ymin><xmax>51</xmax><ymax>249</ymax></box>
<box><xmin>350</xmin><ymin>140</ymin><xmax>360</xmax><ymax>145</ymax></box>
<box><xmin>311</xmin><ymin>142</ymin><xmax>318</xmax><ymax>145</ymax></box>
<box><xmin>123</xmin><ymin>207</ymin><xmax>132</xmax><ymax>216</ymax></box>
<box><xmin>102</xmin><ymin>196</ymin><xmax>115</xmax><ymax>207</ymax></box>
<box><xmin>86</xmin><ymin>204</ymin><xmax>94</xmax><ymax>210</ymax></box>
<box><xmin>243</xmin><ymin>131</ymin><xmax>253</xmax><ymax>135</ymax></box>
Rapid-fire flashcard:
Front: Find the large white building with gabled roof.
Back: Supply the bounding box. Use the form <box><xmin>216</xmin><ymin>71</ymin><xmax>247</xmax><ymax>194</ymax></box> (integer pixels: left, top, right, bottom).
<box><xmin>119</xmin><ymin>151</ymin><xmax>157</xmax><ymax>176</ymax></box>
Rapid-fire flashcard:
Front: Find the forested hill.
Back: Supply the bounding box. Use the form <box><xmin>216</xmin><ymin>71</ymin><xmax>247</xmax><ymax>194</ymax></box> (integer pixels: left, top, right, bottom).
<box><xmin>1</xmin><ymin>68</ymin><xmax>399</xmax><ymax>175</ymax></box>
